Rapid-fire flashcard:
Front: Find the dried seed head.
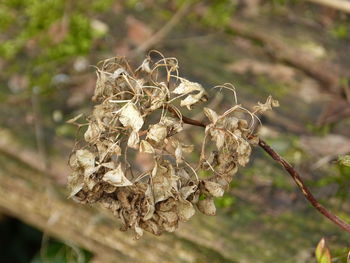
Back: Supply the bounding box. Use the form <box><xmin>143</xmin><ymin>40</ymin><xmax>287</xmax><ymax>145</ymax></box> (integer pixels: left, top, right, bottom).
<box><xmin>67</xmin><ymin>51</ymin><xmax>278</xmax><ymax>238</ymax></box>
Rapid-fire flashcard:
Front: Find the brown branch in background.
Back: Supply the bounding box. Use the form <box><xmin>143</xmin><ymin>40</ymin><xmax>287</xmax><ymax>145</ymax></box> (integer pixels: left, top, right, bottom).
<box><xmin>227</xmin><ymin>20</ymin><xmax>345</xmax><ymax>96</ymax></box>
<box><xmin>131</xmin><ymin>1</ymin><xmax>192</xmax><ymax>56</ymax></box>
<box><xmin>224</xmin><ymin>19</ymin><xmax>350</xmax><ymax>126</ymax></box>
<box><xmin>168</xmin><ymin>108</ymin><xmax>350</xmax><ymax>234</ymax></box>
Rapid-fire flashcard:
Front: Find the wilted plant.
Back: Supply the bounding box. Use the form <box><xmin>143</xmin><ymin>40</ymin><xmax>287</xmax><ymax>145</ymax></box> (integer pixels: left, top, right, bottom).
<box><xmin>68</xmin><ymin>51</ymin><xmax>350</xmax><ymax>239</ymax></box>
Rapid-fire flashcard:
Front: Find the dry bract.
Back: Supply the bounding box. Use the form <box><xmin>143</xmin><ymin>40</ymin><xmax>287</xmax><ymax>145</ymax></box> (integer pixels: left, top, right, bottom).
<box><xmin>68</xmin><ymin>51</ymin><xmax>278</xmax><ymax>238</ymax></box>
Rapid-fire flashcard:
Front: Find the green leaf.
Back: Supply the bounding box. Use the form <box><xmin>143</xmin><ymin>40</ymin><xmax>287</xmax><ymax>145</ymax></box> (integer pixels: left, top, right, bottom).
<box><xmin>315</xmin><ymin>238</ymin><xmax>332</xmax><ymax>263</ymax></box>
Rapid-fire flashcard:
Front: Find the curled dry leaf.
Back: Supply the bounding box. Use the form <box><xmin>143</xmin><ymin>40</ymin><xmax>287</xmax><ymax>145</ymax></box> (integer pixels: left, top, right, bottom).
<box><xmin>67</xmin><ymin>52</ymin><xmax>278</xmax><ymax>238</ymax></box>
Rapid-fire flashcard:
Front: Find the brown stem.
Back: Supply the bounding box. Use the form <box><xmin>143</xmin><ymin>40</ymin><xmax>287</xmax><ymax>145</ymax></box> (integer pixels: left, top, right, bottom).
<box><xmin>167</xmin><ymin>105</ymin><xmax>206</xmax><ymax>127</ymax></box>
<box><xmin>258</xmin><ymin>139</ymin><xmax>350</xmax><ymax>234</ymax></box>
<box><xmin>167</xmin><ymin>109</ymin><xmax>350</xmax><ymax>234</ymax></box>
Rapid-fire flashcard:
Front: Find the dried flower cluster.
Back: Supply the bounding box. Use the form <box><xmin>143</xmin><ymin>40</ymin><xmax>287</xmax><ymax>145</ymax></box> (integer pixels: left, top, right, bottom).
<box><xmin>68</xmin><ymin>51</ymin><xmax>278</xmax><ymax>239</ymax></box>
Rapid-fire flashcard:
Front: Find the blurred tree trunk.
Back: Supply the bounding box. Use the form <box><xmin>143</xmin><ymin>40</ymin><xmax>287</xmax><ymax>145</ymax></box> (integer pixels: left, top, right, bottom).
<box><xmin>0</xmin><ymin>129</ymin><xmax>236</xmax><ymax>263</ymax></box>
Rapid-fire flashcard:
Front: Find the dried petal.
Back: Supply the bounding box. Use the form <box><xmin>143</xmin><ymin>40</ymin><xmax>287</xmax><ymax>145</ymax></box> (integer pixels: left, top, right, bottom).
<box><xmin>254</xmin><ymin>95</ymin><xmax>279</xmax><ymax>113</ymax></box>
<box><xmin>84</xmin><ymin>122</ymin><xmax>100</xmax><ymax>143</ymax></box>
<box><xmin>238</xmin><ymin>155</ymin><xmax>249</xmax><ymax>166</ymax></box>
<box><xmin>136</xmin><ymin>57</ymin><xmax>151</xmax><ymax>73</ymax></box>
<box><xmin>119</xmin><ymin>103</ymin><xmax>144</xmax><ymax>131</ymax></box>
<box><xmin>143</xmin><ymin>185</ymin><xmax>155</xmax><ymax>220</ymax></box>
<box><xmin>151</xmin><ymin>161</ymin><xmax>177</xmax><ymax>203</ymax></box>
<box><xmin>208</xmin><ymin>128</ymin><xmax>226</xmax><ymax>150</ymax></box>
<box><xmin>202</xmin><ymin>181</ymin><xmax>224</xmax><ymax>197</ymax></box>
<box><xmin>146</xmin><ymin>124</ymin><xmax>167</xmax><ymax>144</ymax></box>
<box><xmin>134</xmin><ymin>224</ymin><xmax>144</xmax><ymax>240</ymax></box>
<box><xmin>139</xmin><ymin>140</ymin><xmax>155</xmax><ymax>154</ymax></box>
<box><xmin>112</xmin><ymin>68</ymin><xmax>128</xmax><ymax>79</ymax></box>
<box><xmin>177</xmin><ymin>199</ymin><xmax>195</xmax><ymax>221</ymax></box>
<box><xmin>172</xmin><ymin>79</ymin><xmax>203</xmax><ymax>95</ymax></box>
<box><xmin>67</xmin><ymin>171</ymin><xmax>84</xmax><ymax>198</ymax></box>
<box><xmin>180</xmin><ymin>92</ymin><xmax>207</xmax><ymax>110</ymax></box>
<box><xmin>237</xmin><ymin>140</ymin><xmax>251</xmax><ymax>155</ymax></box>
<box><xmin>173</xmin><ymin>79</ymin><xmax>207</xmax><ymax>110</ymax></box>
<box><xmin>76</xmin><ymin>149</ymin><xmax>95</xmax><ymax>177</ymax></box>
<box><xmin>160</xmin><ymin>117</ymin><xmax>183</xmax><ymax>133</ymax></box>
<box><xmin>203</xmin><ymin>107</ymin><xmax>219</xmax><ymax>123</ymax></box>
<box><xmin>158</xmin><ymin>211</ymin><xmax>178</xmax><ymax>223</ymax></box>
<box><xmin>180</xmin><ymin>185</ymin><xmax>197</xmax><ymax>200</ymax></box>
<box><xmin>103</xmin><ymin>164</ymin><xmax>133</xmax><ymax>187</ymax></box>
<box><xmin>175</xmin><ymin>144</ymin><xmax>183</xmax><ymax>164</ymax></box>
<box><xmin>128</xmin><ymin>131</ymin><xmax>140</xmax><ymax>149</ymax></box>
<box><xmin>197</xmin><ymin>197</ymin><xmax>216</xmax><ymax>216</ymax></box>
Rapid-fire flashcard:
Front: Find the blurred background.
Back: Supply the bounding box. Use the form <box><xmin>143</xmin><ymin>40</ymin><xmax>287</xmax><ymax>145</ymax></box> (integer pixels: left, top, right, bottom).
<box><xmin>0</xmin><ymin>0</ymin><xmax>350</xmax><ymax>262</ymax></box>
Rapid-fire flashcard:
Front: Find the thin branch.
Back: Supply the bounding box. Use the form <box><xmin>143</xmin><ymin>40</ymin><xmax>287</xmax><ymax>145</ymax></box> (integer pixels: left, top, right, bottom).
<box><xmin>167</xmin><ymin>105</ymin><xmax>206</xmax><ymax>127</ymax></box>
<box><xmin>131</xmin><ymin>2</ymin><xmax>192</xmax><ymax>56</ymax></box>
<box><xmin>258</xmin><ymin>139</ymin><xmax>350</xmax><ymax>234</ymax></box>
<box><xmin>167</xmin><ymin>108</ymin><xmax>350</xmax><ymax>234</ymax></box>
<box><xmin>227</xmin><ymin>20</ymin><xmax>343</xmax><ymax>96</ymax></box>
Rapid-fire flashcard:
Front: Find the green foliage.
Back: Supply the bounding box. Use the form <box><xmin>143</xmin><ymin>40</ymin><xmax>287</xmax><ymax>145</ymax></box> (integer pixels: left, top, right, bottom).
<box><xmin>215</xmin><ymin>194</ymin><xmax>235</xmax><ymax>208</ymax></box>
<box><xmin>314</xmin><ymin>160</ymin><xmax>350</xmax><ymax>201</ymax></box>
<box><xmin>331</xmin><ymin>24</ymin><xmax>348</xmax><ymax>40</ymax></box>
<box><xmin>0</xmin><ymin>0</ymin><xmax>114</xmax><ymax>93</ymax></box>
<box><xmin>272</xmin><ymin>0</ymin><xmax>301</xmax><ymax>6</ymax></box>
<box><xmin>31</xmin><ymin>240</ymin><xmax>92</xmax><ymax>263</ymax></box>
<box><xmin>201</xmin><ymin>0</ymin><xmax>237</xmax><ymax>28</ymax></box>
<box><xmin>306</xmin><ymin>123</ymin><xmax>332</xmax><ymax>136</ymax></box>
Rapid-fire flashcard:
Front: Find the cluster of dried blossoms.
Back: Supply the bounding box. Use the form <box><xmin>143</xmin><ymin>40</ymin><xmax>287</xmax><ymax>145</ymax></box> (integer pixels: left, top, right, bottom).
<box><xmin>68</xmin><ymin>51</ymin><xmax>278</xmax><ymax>239</ymax></box>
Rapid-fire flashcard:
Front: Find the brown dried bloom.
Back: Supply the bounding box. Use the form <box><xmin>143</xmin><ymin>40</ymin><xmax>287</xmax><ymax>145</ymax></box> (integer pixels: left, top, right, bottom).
<box><xmin>67</xmin><ymin>51</ymin><xmax>278</xmax><ymax>239</ymax></box>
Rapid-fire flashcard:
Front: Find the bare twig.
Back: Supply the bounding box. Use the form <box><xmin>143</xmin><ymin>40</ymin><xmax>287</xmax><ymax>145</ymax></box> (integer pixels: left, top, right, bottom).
<box><xmin>167</xmin><ymin>108</ymin><xmax>350</xmax><ymax>234</ymax></box>
<box><xmin>167</xmin><ymin>105</ymin><xmax>206</xmax><ymax>127</ymax></box>
<box><xmin>258</xmin><ymin>139</ymin><xmax>350</xmax><ymax>234</ymax></box>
